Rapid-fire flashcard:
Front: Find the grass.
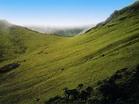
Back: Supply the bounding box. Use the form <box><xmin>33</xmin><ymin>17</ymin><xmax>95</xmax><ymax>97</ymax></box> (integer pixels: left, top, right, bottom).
<box><xmin>0</xmin><ymin>2</ymin><xmax>139</xmax><ymax>104</ymax></box>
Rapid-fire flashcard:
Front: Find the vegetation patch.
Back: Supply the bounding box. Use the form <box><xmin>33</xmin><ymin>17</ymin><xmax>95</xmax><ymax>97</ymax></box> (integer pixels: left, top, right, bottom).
<box><xmin>45</xmin><ymin>65</ymin><xmax>139</xmax><ymax>104</ymax></box>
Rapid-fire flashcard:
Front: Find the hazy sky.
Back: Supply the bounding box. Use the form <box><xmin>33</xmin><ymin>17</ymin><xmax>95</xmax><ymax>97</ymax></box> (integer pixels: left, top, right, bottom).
<box><xmin>0</xmin><ymin>0</ymin><xmax>135</xmax><ymax>27</ymax></box>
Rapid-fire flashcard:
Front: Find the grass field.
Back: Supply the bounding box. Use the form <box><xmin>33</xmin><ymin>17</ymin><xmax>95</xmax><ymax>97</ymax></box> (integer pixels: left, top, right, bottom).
<box><xmin>0</xmin><ymin>2</ymin><xmax>139</xmax><ymax>104</ymax></box>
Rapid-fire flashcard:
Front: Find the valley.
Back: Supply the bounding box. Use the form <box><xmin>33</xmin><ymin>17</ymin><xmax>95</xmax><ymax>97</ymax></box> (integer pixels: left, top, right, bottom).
<box><xmin>0</xmin><ymin>1</ymin><xmax>139</xmax><ymax>104</ymax></box>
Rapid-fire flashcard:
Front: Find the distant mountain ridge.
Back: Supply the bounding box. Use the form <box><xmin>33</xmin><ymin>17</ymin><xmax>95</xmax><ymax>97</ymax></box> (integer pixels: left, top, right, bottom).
<box><xmin>28</xmin><ymin>25</ymin><xmax>90</xmax><ymax>36</ymax></box>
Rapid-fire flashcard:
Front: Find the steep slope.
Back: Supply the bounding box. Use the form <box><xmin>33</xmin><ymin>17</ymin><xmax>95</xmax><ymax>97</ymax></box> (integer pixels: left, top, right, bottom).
<box><xmin>0</xmin><ymin>1</ymin><xmax>139</xmax><ymax>104</ymax></box>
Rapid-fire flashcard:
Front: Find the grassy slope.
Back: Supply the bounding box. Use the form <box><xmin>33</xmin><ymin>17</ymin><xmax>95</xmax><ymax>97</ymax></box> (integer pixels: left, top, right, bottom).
<box><xmin>0</xmin><ymin>25</ymin><xmax>64</xmax><ymax>61</ymax></box>
<box><xmin>0</xmin><ymin>2</ymin><xmax>139</xmax><ymax>104</ymax></box>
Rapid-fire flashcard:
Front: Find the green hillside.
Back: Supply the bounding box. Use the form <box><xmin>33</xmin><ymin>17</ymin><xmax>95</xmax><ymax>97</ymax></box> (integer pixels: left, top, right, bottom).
<box><xmin>0</xmin><ymin>1</ymin><xmax>139</xmax><ymax>104</ymax></box>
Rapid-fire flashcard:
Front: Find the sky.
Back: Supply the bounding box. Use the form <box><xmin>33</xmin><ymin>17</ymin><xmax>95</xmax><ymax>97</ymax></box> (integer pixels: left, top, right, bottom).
<box><xmin>0</xmin><ymin>0</ymin><xmax>135</xmax><ymax>27</ymax></box>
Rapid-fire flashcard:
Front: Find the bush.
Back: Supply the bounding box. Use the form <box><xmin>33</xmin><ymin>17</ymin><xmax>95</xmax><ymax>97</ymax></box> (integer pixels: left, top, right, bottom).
<box><xmin>45</xmin><ymin>84</ymin><xmax>94</xmax><ymax>104</ymax></box>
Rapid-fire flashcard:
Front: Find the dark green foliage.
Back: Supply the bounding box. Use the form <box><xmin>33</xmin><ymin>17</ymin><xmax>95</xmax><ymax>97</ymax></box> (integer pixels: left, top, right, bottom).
<box><xmin>97</xmin><ymin>65</ymin><xmax>139</xmax><ymax>104</ymax></box>
<box><xmin>45</xmin><ymin>65</ymin><xmax>139</xmax><ymax>104</ymax></box>
<box><xmin>45</xmin><ymin>84</ymin><xmax>94</xmax><ymax>104</ymax></box>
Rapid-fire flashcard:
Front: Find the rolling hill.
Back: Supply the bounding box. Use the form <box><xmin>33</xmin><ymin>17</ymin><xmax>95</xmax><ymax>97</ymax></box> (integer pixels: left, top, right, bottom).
<box><xmin>0</xmin><ymin>1</ymin><xmax>139</xmax><ymax>104</ymax></box>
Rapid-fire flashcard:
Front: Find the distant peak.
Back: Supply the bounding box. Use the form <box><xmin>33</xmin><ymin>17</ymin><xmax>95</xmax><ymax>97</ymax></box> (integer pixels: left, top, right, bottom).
<box><xmin>101</xmin><ymin>1</ymin><xmax>139</xmax><ymax>25</ymax></box>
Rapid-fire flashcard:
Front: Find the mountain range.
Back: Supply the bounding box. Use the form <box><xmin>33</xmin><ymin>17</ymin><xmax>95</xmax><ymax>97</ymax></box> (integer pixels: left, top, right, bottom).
<box><xmin>28</xmin><ymin>25</ymin><xmax>91</xmax><ymax>36</ymax></box>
